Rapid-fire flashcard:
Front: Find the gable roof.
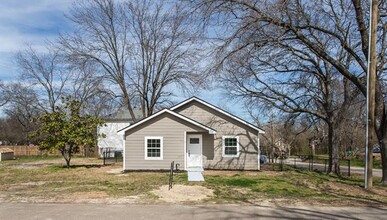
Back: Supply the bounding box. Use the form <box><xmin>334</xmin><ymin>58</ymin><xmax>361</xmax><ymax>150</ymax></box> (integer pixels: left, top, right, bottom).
<box><xmin>170</xmin><ymin>97</ymin><xmax>265</xmax><ymax>134</ymax></box>
<box><xmin>104</xmin><ymin>108</ymin><xmax>143</xmax><ymax>123</ymax></box>
<box><xmin>0</xmin><ymin>148</ymin><xmax>14</xmax><ymax>153</ymax></box>
<box><xmin>117</xmin><ymin>109</ymin><xmax>216</xmax><ymax>134</ymax></box>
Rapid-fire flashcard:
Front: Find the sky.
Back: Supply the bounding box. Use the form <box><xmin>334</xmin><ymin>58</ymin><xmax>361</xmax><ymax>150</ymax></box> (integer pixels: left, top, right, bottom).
<box><xmin>0</xmin><ymin>0</ymin><xmax>73</xmax><ymax>82</ymax></box>
<box><xmin>0</xmin><ymin>0</ymin><xmax>254</xmax><ymax>123</ymax></box>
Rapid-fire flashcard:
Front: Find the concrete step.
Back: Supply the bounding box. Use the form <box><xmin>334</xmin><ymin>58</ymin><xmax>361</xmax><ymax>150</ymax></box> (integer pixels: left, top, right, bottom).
<box><xmin>188</xmin><ymin>171</ymin><xmax>204</xmax><ymax>181</ymax></box>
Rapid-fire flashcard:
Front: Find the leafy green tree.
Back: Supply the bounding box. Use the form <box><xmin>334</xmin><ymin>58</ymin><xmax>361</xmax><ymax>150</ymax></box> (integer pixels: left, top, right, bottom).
<box><xmin>32</xmin><ymin>97</ymin><xmax>105</xmax><ymax>168</ymax></box>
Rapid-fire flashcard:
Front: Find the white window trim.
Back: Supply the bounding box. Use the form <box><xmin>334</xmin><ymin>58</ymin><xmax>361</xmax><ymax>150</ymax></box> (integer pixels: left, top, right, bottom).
<box><xmin>144</xmin><ymin>136</ymin><xmax>163</xmax><ymax>160</ymax></box>
<box><xmin>222</xmin><ymin>136</ymin><xmax>240</xmax><ymax>157</ymax></box>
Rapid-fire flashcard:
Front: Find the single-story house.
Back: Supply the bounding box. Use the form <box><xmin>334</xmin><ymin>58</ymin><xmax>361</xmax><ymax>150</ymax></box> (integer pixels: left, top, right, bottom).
<box><xmin>0</xmin><ymin>148</ymin><xmax>14</xmax><ymax>161</ymax></box>
<box><xmin>97</xmin><ymin>108</ymin><xmax>142</xmax><ymax>157</ymax></box>
<box><xmin>119</xmin><ymin>97</ymin><xmax>264</xmax><ymax>172</ymax></box>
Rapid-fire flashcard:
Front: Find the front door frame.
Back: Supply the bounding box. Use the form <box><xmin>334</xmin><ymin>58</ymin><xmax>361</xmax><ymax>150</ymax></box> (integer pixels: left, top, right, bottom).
<box><xmin>185</xmin><ymin>133</ymin><xmax>203</xmax><ymax>170</ymax></box>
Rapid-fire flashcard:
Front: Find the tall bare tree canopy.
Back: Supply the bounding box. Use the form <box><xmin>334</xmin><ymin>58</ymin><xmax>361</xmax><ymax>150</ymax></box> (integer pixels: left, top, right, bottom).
<box><xmin>0</xmin><ymin>81</ymin><xmax>9</xmax><ymax>107</ymax></box>
<box><xmin>15</xmin><ymin>45</ymin><xmax>115</xmax><ymax>117</ymax></box>
<box><xmin>16</xmin><ymin>46</ymin><xmax>70</xmax><ymax>112</ymax></box>
<box><xmin>1</xmin><ymin>83</ymin><xmax>41</xmax><ymax>144</ymax></box>
<box><xmin>194</xmin><ymin>0</ymin><xmax>387</xmax><ymax>183</ymax></box>
<box><xmin>222</xmin><ymin>44</ymin><xmax>360</xmax><ymax>174</ymax></box>
<box><xmin>60</xmin><ymin>0</ymin><xmax>203</xmax><ymax>121</ymax></box>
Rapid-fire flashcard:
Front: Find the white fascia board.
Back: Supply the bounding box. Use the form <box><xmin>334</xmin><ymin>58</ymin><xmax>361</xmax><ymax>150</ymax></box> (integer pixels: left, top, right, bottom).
<box><xmin>170</xmin><ymin>97</ymin><xmax>265</xmax><ymax>134</ymax></box>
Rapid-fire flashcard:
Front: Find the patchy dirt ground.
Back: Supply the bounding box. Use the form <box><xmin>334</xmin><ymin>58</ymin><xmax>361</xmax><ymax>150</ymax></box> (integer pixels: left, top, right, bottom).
<box><xmin>151</xmin><ymin>185</ymin><xmax>214</xmax><ymax>203</ymax></box>
<box><xmin>1</xmin><ymin>156</ymin><xmax>386</xmax><ymax>206</ymax></box>
<box><xmin>10</xmin><ymin>157</ymin><xmax>101</xmax><ymax>169</ymax></box>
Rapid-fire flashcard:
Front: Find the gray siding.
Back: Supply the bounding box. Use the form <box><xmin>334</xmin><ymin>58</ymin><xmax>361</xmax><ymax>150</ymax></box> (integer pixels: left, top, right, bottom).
<box><xmin>124</xmin><ymin>113</ymin><xmax>207</xmax><ymax>170</ymax></box>
<box><xmin>175</xmin><ymin>101</ymin><xmax>259</xmax><ymax>170</ymax></box>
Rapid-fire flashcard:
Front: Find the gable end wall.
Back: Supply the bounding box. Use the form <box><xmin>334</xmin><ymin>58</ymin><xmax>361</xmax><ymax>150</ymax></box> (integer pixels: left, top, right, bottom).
<box><xmin>174</xmin><ymin>101</ymin><xmax>259</xmax><ymax>170</ymax></box>
<box><xmin>124</xmin><ymin>113</ymin><xmax>207</xmax><ymax>170</ymax></box>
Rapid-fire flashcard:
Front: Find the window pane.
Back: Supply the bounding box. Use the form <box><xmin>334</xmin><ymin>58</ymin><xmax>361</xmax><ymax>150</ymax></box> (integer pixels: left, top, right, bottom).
<box><xmin>225</xmin><ymin>138</ymin><xmax>237</xmax><ymax>147</ymax></box>
<box><xmin>190</xmin><ymin>138</ymin><xmax>199</xmax><ymax>144</ymax></box>
<box><xmin>147</xmin><ymin>149</ymin><xmax>160</xmax><ymax>157</ymax></box>
<box><xmin>147</xmin><ymin>138</ymin><xmax>161</xmax><ymax>157</ymax></box>
<box><xmin>225</xmin><ymin>147</ymin><xmax>237</xmax><ymax>155</ymax></box>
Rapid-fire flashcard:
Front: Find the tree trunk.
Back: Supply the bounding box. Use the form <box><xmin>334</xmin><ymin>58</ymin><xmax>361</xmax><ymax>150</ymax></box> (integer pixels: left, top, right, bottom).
<box><xmin>333</xmin><ymin>139</ymin><xmax>341</xmax><ymax>175</ymax></box>
<box><xmin>311</xmin><ymin>140</ymin><xmax>316</xmax><ymax>156</ymax></box>
<box><xmin>374</xmin><ymin>86</ymin><xmax>387</xmax><ymax>184</ymax></box>
<box><xmin>374</xmin><ymin>78</ymin><xmax>387</xmax><ymax>184</ymax></box>
<box><xmin>327</xmin><ymin>122</ymin><xmax>334</xmax><ymax>173</ymax></box>
<box><xmin>381</xmin><ymin>139</ymin><xmax>387</xmax><ymax>185</ymax></box>
<box><xmin>65</xmin><ymin>157</ymin><xmax>71</xmax><ymax>168</ymax></box>
<box><xmin>61</xmin><ymin>146</ymin><xmax>72</xmax><ymax>168</ymax></box>
<box><xmin>121</xmin><ymin>86</ymin><xmax>138</xmax><ymax>122</ymax></box>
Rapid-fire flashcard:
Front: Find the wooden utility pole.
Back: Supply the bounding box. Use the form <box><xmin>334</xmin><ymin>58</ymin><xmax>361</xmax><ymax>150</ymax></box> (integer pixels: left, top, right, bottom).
<box><xmin>365</xmin><ymin>0</ymin><xmax>378</xmax><ymax>189</ymax></box>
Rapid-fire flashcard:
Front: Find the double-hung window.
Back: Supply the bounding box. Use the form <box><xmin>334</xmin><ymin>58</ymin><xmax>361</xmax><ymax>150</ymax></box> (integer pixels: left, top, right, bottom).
<box><xmin>222</xmin><ymin>136</ymin><xmax>239</xmax><ymax>157</ymax></box>
<box><xmin>145</xmin><ymin>137</ymin><xmax>163</xmax><ymax>160</ymax></box>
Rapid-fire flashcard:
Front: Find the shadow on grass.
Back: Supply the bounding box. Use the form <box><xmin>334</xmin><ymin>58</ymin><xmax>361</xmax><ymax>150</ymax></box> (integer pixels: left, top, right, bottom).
<box><xmin>47</xmin><ymin>164</ymin><xmax>104</xmax><ymax>170</ymax></box>
<box><xmin>71</xmin><ymin>164</ymin><xmax>104</xmax><ymax>168</ymax></box>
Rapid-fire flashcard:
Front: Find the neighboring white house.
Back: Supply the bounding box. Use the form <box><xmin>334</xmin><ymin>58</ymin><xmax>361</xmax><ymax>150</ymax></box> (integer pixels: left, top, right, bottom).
<box><xmin>97</xmin><ymin>108</ymin><xmax>142</xmax><ymax>157</ymax></box>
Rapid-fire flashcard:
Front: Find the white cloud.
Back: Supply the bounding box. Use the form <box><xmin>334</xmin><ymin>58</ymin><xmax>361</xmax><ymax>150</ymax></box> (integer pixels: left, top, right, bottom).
<box><xmin>0</xmin><ymin>0</ymin><xmax>74</xmax><ymax>81</ymax></box>
<box><xmin>0</xmin><ymin>0</ymin><xmax>73</xmax><ymax>50</ymax></box>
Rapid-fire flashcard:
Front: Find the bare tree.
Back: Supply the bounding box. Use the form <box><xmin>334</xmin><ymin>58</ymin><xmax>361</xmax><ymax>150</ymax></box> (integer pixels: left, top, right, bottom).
<box><xmin>219</xmin><ymin>39</ymin><xmax>359</xmax><ymax>174</ymax></box>
<box><xmin>1</xmin><ymin>83</ymin><xmax>41</xmax><ymax>144</ymax></box>
<box><xmin>68</xmin><ymin>62</ymin><xmax>118</xmax><ymax>117</ymax></box>
<box><xmin>59</xmin><ymin>0</ymin><xmax>203</xmax><ymax>120</ymax></box>
<box><xmin>336</xmin><ymin>98</ymin><xmax>366</xmax><ymax>158</ymax></box>
<box><xmin>59</xmin><ymin>0</ymin><xmax>137</xmax><ymax>119</ymax></box>
<box><xmin>126</xmin><ymin>0</ymin><xmax>202</xmax><ymax>116</ymax></box>
<box><xmin>16</xmin><ymin>46</ymin><xmax>70</xmax><ymax>112</ymax></box>
<box><xmin>0</xmin><ymin>81</ymin><xmax>9</xmax><ymax>107</ymax></box>
<box><xmin>16</xmin><ymin>44</ymin><xmax>118</xmax><ymax>118</ymax></box>
<box><xmin>195</xmin><ymin>0</ymin><xmax>387</xmax><ymax>182</ymax></box>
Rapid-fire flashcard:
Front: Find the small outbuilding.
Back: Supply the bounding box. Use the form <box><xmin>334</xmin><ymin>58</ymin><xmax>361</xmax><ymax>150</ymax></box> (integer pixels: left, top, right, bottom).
<box><xmin>0</xmin><ymin>148</ymin><xmax>14</xmax><ymax>161</ymax></box>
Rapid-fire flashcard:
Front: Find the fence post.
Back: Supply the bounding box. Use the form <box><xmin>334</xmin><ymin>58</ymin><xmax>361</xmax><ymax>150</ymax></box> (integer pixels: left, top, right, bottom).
<box><xmin>280</xmin><ymin>156</ymin><xmax>283</xmax><ymax>171</ymax></box>
<box><xmin>311</xmin><ymin>155</ymin><xmax>314</xmax><ymax>171</ymax></box>
<box><xmin>348</xmin><ymin>160</ymin><xmax>351</xmax><ymax>176</ymax></box>
<box><xmin>324</xmin><ymin>159</ymin><xmax>327</xmax><ymax>172</ymax></box>
<box><xmin>103</xmin><ymin>151</ymin><xmax>106</xmax><ymax>166</ymax></box>
<box><xmin>169</xmin><ymin>161</ymin><xmax>174</xmax><ymax>190</ymax></box>
<box><xmin>294</xmin><ymin>157</ymin><xmax>296</xmax><ymax>168</ymax></box>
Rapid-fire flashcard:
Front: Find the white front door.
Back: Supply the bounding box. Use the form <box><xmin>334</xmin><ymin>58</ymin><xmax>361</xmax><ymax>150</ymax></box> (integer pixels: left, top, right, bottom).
<box><xmin>186</xmin><ymin>134</ymin><xmax>202</xmax><ymax>168</ymax></box>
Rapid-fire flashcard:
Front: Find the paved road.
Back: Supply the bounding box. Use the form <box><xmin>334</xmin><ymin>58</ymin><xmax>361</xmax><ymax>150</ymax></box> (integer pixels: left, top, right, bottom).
<box><xmin>0</xmin><ymin>203</ymin><xmax>386</xmax><ymax>220</ymax></box>
<box><xmin>285</xmin><ymin>159</ymin><xmax>383</xmax><ymax>177</ymax></box>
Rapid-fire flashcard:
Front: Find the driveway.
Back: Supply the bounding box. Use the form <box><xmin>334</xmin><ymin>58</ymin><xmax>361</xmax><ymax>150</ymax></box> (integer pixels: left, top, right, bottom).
<box><xmin>0</xmin><ymin>203</ymin><xmax>386</xmax><ymax>220</ymax></box>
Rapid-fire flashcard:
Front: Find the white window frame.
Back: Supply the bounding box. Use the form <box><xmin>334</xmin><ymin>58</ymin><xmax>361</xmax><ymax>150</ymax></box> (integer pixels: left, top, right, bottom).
<box><xmin>144</xmin><ymin>136</ymin><xmax>163</xmax><ymax>160</ymax></box>
<box><xmin>222</xmin><ymin>136</ymin><xmax>240</xmax><ymax>157</ymax></box>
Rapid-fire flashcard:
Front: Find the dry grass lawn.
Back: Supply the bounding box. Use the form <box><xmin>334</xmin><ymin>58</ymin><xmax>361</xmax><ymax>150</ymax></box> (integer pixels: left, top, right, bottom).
<box><xmin>0</xmin><ymin>156</ymin><xmax>386</xmax><ymax>206</ymax></box>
